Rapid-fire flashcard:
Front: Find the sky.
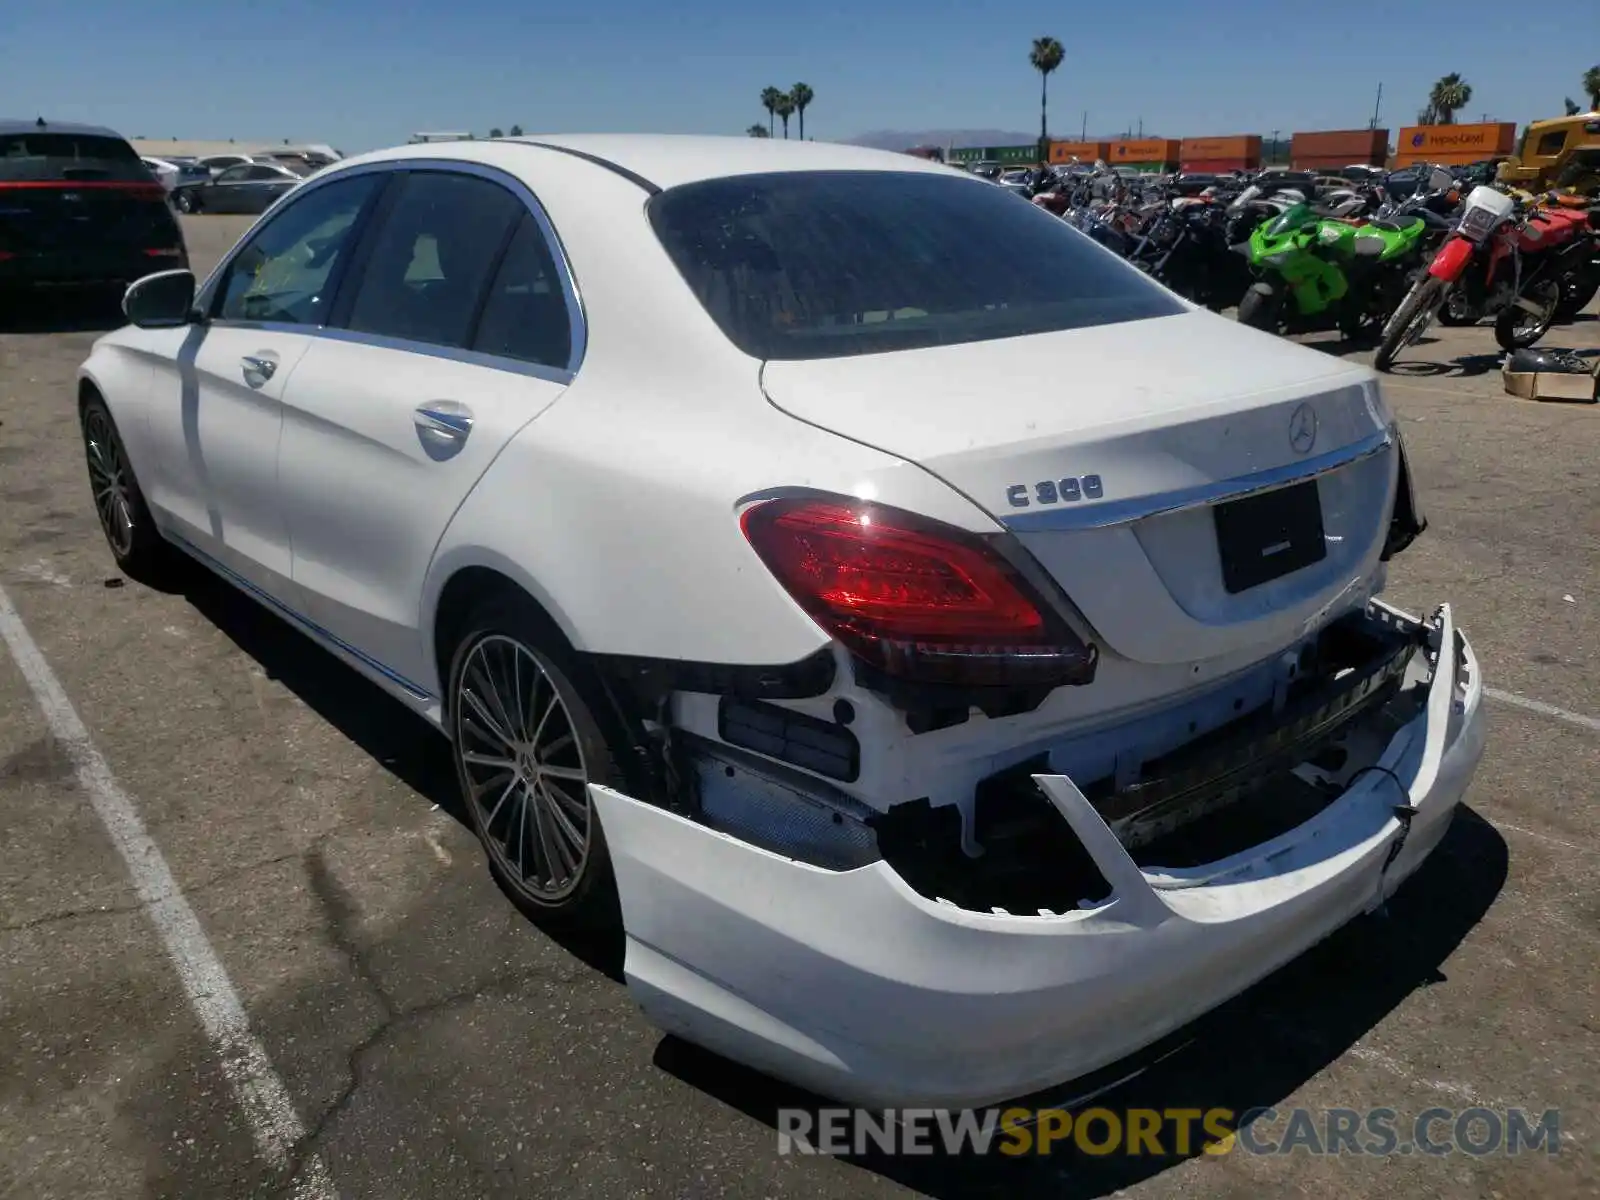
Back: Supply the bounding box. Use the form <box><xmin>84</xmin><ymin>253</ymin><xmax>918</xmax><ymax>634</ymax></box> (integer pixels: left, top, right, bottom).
<box><xmin>3</xmin><ymin>0</ymin><xmax>1595</xmax><ymax>153</ymax></box>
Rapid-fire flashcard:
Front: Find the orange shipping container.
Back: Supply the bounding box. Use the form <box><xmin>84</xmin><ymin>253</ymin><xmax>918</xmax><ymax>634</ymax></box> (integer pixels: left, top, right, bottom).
<box><xmin>1394</xmin><ymin>122</ymin><xmax>1517</xmax><ymax>165</ymax></box>
<box><xmin>1048</xmin><ymin>140</ymin><xmax>1110</xmax><ymax>164</ymax></box>
<box><xmin>1290</xmin><ymin>128</ymin><xmax>1389</xmax><ymax>166</ymax></box>
<box><xmin>1179</xmin><ymin>135</ymin><xmax>1262</xmax><ymax>168</ymax></box>
<box><xmin>1108</xmin><ymin>138</ymin><xmax>1179</xmax><ymax>165</ymax></box>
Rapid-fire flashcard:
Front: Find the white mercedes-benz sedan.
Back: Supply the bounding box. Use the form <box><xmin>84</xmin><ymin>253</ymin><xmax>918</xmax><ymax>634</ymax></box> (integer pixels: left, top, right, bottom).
<box><xmin>77</xmin><ymin>134</ymin><xmax>1485</xmax><ymax>1110</ymax></box>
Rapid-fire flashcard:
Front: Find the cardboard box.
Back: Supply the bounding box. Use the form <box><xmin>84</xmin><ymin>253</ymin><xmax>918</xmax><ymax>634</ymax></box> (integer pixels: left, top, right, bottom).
<box><xmin>1502</xmin><ymin>357</ymin><xmax>1599</xmax><ymax>402</ymax></box>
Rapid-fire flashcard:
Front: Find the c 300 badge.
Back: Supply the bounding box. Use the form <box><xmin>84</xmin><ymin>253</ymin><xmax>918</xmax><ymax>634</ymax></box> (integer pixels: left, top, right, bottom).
<box><xmin>1006</xmin><ymin>475</ymin><xmax>1104</xmax><ymax>509</ymax></box>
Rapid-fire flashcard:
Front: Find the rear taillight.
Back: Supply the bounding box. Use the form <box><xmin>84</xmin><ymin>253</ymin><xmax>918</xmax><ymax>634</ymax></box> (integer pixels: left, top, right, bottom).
<box><xmin>144</xmin><ymin>247</ymin><xmax>183</xmax><ymax>257</ymax></box>
<box><xmin>740</xmin><ymin>496</ymin><xmax>1096</xmax><ymax>688</ymax></box>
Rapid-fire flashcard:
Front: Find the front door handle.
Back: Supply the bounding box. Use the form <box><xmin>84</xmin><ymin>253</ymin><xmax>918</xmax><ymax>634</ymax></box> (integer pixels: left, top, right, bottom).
<box><xmin>240</xmin><ymin>353</ymin><xmax>278</xmax><ymax>385</ymax></box>
<box><xmin>413</xmin><ymin>401</ymin><xmax>475</xmax><ymax>458</ymax></box>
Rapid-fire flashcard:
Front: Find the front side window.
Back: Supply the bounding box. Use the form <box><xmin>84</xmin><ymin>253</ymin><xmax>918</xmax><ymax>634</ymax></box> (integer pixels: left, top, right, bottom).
<box><xmin>648</xmin><ymin>170</ymin><xmax>1184</xmax><ymax>361</ymax></box>
<box><xmin>214</xmin><ymin>173</ymin><xmax>381</xmax><ymax>325</ymax></box>
<box><xmin>341</xmin><ymin>171</ymin><xmax>523</xmax><ymax>350</ymax></box>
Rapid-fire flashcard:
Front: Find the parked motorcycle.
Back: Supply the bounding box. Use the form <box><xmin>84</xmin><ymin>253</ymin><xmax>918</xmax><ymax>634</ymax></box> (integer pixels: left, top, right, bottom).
<box><xmin>1377</xmin><ymin>186</ymin><xmax>1598</xmax><ymax>370</ymax></box>
<box><xmin>1236</xmin><ymin>196</ymin><xmax>1433</xmax><ymax>339</ymax></box>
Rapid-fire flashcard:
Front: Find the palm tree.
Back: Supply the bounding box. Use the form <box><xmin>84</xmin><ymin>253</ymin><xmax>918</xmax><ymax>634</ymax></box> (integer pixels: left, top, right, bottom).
<box><xmin>790</xmin><ymin>83</ymin><xmax>814</xmax><ymax>140</ymax></box>
<box><xmin>1585</xmin><ymin>66</ymin><xmax>1600</xmax><ymax>110</ymax></box>
<box><xmin>489</xmin><ymin>127</ymin><xmax>504</xmax><ymax>138</ymax></box>
<box><xmin>747</xmin><ymin>124</ymin><xmax>770</xmax><ymax>138</ymax></box>
<box><xmin>774</xmin><ymin>91</ymin><xmax>796</xmax><ymax>138</ymax></box>
<box><xmin>760</xmin><ymin>87</ymin><xmax>784</xmax><ymax>138</ymax></box>
<box><xmin>508</xmin><ymin>124</ymin><xmax>523</xmax><ymax>137</ymax></box>
<box><xmin>1030</xmin><ymin>37</ymin><xmax>1065</xmax><ymax>164</ymax></box>
<box><xmin>1428</xmin><ymin>74</ymin><xmax>1472</xmax><ymax>125</ymax></box>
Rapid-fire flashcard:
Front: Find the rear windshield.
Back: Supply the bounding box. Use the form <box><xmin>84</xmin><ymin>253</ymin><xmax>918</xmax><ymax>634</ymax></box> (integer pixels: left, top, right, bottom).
<box><xmin>0</xmin><ymin>132</ymin><xmax>145</xmax><ymax>183</ymax></box>
<box><xmin>647</xmin><ymin>170</ymin><xmax>1185</xmax><ymax>361</ymax></box>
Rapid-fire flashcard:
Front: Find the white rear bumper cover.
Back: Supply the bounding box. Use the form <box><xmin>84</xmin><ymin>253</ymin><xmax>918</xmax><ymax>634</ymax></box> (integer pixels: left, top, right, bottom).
<box><xmin>590</xmin><ymin>604</ymin><xmax>1485</xmax><ymax>1110</ymax></box>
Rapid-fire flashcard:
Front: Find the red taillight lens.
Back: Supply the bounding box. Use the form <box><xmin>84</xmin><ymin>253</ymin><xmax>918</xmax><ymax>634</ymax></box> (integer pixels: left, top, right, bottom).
<box><xmin>740</xmin><ymin>497</ymin><xmax>1096</xmax><ymax>688</ymax></box>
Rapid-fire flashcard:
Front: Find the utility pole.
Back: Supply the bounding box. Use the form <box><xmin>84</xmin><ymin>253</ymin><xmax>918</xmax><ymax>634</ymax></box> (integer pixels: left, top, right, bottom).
<box><xmin>1137</xmin><ymin>117</ymin><xmax>1144</xmax><ymax>138</ymax></box>
<box><xmin>1271</xmin><ymin>129</ymin><xmax>1280</xmax><ymax>165</ymax></box>
<box><xmin>1370</xmin><ymin>82</ymin><xmax>1383</xmax><ymax>130</ymax></box>
<box><xmin>1081</xmin><ymin>111</ymin><xmax>1087</xmax><ymax>139</ymax></box>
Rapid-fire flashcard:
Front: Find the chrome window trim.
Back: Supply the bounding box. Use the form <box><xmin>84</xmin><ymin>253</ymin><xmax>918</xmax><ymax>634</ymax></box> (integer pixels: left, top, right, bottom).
<box><xmin>194</xmin><ymin>156</ymin><xmax>588</xmax><ymax>380</ymax></box>
<box><xmin>1002</xmin><ymin>425</ymin><xmax>1395</xmax><ymax>534</ymax></box>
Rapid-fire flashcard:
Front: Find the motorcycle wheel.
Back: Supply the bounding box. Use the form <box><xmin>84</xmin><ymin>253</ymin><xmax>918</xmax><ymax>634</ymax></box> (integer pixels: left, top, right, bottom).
<box><xmin>1494</xmin><ymin>278</ymin><xmax>1562</xmax><ymax>352</ymax></box>
<box><xmin>1375</xmin><ymin>276</ymin><xmax>1446</xmax><ymax>372</ymax></box>
<box><xmin>1554</xmin><ymin>270</ymin><xmax>1598</xmax><ymax>323</ymax></box>
<box><xmin>1236</xmin><ymin>283</ymin><xmax>1282</xmax><ymax>333</ymax></box>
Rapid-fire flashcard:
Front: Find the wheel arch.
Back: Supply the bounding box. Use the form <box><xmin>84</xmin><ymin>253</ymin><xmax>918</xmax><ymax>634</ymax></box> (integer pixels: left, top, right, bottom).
<box><xmin>426</xmin><ymin>553</ymin><xmax>582</xmax><ymax>716</ymax></box>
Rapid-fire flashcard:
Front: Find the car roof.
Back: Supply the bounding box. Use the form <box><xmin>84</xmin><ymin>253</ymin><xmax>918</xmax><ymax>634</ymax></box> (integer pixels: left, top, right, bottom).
<box><xmin>0</xmin><ymin>117</ymin><xmax>127</xmax><ymax>139</ymax></box>
<box><xmin>343</xmin><ymin>134</ymin><xmax>962</xmax><ymax>192</ymax></box>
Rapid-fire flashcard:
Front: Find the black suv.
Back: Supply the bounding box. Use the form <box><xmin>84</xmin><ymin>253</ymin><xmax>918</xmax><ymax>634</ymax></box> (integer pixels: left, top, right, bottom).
<box><xmin>0</xmin><ymin>118</ymin><xmax>189</xmax><ymax>305</ymax></box>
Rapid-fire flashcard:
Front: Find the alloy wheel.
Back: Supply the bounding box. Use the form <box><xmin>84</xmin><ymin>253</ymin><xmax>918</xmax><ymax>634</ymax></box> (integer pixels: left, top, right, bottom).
<box><xmin>454</xmin><ymin>635</ymin><xmax>592</xmax><ymax>903</ymax></box>
<box><xmin>83</xmin><ymin>408</ymin><xmax>135</xmax><ymax>558</ymax></box>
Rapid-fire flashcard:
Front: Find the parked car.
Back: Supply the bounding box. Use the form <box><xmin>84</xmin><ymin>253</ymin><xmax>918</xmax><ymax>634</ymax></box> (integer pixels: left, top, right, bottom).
<box><xmin>170</xmin><ymin>161</ymin><xmax>303</xmax><ymax>213</ymax></box>
<box><xmin>0</xmin><ymin>118</ymin><xmax>187</xmax><ymax>304</ymax></box>
<box><xmin>194</xmin><ymin>152</ymin><xmax>260</xmax><ymax>176</ymax></box>
<box><xmin>76</xmin><ymin>134</ymin><xmax>1483</xmax><ymax>1110</ymax></box>
<box><xmin>141</xmin><ymin>156</ymin><xmax>210</xmax><ymax>192</ymax></box>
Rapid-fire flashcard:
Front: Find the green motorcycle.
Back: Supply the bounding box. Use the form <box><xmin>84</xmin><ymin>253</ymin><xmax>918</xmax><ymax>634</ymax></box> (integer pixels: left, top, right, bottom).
<box><xmin>1236</xmin><ymin>201</ymin><xmax>1432</xmax><ymax>339</ymax></box>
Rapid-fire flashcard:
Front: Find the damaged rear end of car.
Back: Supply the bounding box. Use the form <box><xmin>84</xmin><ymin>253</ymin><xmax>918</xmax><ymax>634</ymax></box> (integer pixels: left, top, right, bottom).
<box><xmin>579</xmin><ymin>162</ymin><xmax>1486</xmax><ymax>1110</ymax></box>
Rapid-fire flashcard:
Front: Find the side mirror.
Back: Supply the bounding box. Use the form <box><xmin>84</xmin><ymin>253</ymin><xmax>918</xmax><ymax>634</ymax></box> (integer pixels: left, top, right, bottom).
<box><xmin>123</xmin><ymin>269</ymin><xmax>198</xmax><ymax>329</ymax></box>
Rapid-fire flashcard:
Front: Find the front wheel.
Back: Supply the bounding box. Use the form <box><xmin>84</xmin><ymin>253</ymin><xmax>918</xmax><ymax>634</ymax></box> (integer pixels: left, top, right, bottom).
<box><xmin>1375</xmin><ymin>276</ymin><xmax>1446</xmax><ymax>371</ymax></box>
<box><xmin>1555</xmin><ymin>267</ymin><xmax>1599</xmax><ymax>322</ymax></box>
<box><xmin>1494</xmin><ymin>278</ymin><xmax>1562</xmax><ymax>351</ymax></box>
<box><xmin>173</xmin><ymin>190</ymin><xmax>197</xmax><ymax>214</ymax></box>
<box><xmin>80</xmin><ymin>394</ymin><xmax>176</xmax><ymax>584</ymax></box>
<box><xmin>1236</xmin><ymin>282</ymin><xmax>1282</xmax><ymax>332</ymax></box>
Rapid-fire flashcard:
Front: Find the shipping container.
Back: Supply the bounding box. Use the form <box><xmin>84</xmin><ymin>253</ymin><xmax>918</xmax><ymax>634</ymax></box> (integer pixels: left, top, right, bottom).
<box><xmin>1181</xmin><ymin>158</ymin><xmax>1255</xmax><ymax>173</ymax></box>
<box><xmin>1108</xmin><ymin>138</ymin><xmax>1180</xmax><ymax>167</ymax></box>
<box><xmin>1179</xmin><ymin>135</ymin><xmax>1261</xmax><ymax>171</ymax></box>
<box><xmin>1048</xmin><ymin>140</ymin><xmax>1110</xmax><ymax>164</ymax></box>
<box><xmin>1394</xmin><ymin>122</ymin><xmax>1517</xmax><ymax>166</ymax></box>
<box><xmin>1290</xmin><ymin>128</ymin><xmax>1389</xmax><ymax>167</ymax></box>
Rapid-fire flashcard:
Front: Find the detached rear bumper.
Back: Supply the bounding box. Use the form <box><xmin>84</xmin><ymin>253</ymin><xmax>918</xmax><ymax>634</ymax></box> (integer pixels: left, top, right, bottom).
<box><xmin>591</xmin><ymin>603</ymin><xmax>1485</xmax><ymax>1110</ymax></box>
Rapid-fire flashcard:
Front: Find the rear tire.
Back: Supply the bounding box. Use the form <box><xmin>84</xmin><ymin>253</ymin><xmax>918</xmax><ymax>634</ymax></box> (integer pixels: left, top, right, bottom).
<box><xmin>1494</xmin><ymin>279</ymin><xmax>1561</xmax><ymax>352</ymax></box>
<box><xmin>1555</xmin><ymin>270</ymin><xmax>1598</xmax><ymax>322</ymax></box>
<box><xmin>447</xmin><ymin>595</ymin><xmax>623</xmax><ymax>930</ymax></box>
<box><xmin>79</xmin><ymin>394</ymin><xmax>177</xmax><ymax>585</ymax></box>
<box><xmin>1375</xmin><ymin>276</ymin><xmax>1445</xmax><ymax>372</ymax></box>
<box><xmin>1236</xmin><ymin>283</ymin><xmax>1282</xmax><ymax>332</ymax></box>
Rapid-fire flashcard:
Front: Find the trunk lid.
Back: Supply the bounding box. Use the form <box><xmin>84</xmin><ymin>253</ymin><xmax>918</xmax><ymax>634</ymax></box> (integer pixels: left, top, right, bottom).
<box><xmin>761</xmin><ymin>310</ymin><xmax>1397</xmax><ymax>667</ymax></box>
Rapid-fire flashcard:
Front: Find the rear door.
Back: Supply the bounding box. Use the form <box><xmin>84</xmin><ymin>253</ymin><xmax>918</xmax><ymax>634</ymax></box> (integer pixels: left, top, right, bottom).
<box><xmin>275</xmin><ymin>166</ymin><xmax>581</xmax><ymax>693</ymax></box>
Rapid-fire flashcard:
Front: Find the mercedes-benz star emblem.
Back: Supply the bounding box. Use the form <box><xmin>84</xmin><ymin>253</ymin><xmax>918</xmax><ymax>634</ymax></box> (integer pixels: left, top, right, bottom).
<box><xmin>1288</xmin><ymin>403</ymin><xmax>1317</xmax><ymax>455</ymax></box>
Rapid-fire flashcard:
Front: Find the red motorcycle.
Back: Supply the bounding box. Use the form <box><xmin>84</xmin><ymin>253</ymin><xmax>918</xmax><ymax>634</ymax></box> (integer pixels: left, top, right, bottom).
<box><xmin>1376</xmin><ymin>185</ymin><xmax>1598</xmax><ymax>371</ymax></box>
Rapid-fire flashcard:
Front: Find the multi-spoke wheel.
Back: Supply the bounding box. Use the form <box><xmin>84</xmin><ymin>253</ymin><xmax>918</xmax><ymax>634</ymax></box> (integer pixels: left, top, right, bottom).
<box><xmin>448</xmin><ymin>605</ymin><xmax>621</xmax><ymax>924</ymax></box>
<box><xmin>80</xmin><ymin>393</ymin><xmax>172</xmax><ymax>581</ymax></box>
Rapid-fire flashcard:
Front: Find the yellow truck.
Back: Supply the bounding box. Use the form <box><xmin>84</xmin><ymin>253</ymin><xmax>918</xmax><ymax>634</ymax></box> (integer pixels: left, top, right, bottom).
<box><xmin>1497</xmin><ymin>112</ymin><xmax>1600</xmax><ymax>192</ymax></box>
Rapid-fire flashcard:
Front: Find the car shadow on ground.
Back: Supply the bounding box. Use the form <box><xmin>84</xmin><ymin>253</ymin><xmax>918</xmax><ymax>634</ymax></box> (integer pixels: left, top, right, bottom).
<box><xmin>136</xmin><ymin>554</ymin><xmax>1507</xmax><ymax>1199</ymax></box>
<box><xmin>150</xmin><ymin>553</ymin><xmax>625</xmax><ymax>979</ymax></box>
<box><xmin>654</xmin><ymin>807</ymin><xmax>1507</xmax><ymax>1197</ymax></box>
<box><xmin>0</xmin><ymin>291</ymin><xmax>126</xmax><ymax>334</ymax></box>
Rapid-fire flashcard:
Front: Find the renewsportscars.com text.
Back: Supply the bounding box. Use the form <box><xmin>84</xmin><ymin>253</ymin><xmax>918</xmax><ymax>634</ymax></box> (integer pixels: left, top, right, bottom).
<box><xmin>776</xmin><ymin>1106</ymin><xmax>1562</xmax><ymax>1158</ymax></box>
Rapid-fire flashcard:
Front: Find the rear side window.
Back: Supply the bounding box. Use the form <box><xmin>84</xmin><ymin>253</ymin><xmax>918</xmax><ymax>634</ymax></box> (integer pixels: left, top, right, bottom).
<box><xmin>470</xmin><ymin>213</ymin><xmax>573</xmax><ymax>369</ymax></box>
<box><xmin>341</xmin><ymin>171</ymin><xmax>522</xmax><ymax>350</ymax></box>
<box><xmin>0</xmin><ymin>132</ymin><xmax>145</xmax><ymax>182</ymax></box>
<box><xmin>648</xmin><ymin>170</ymin><xmax>1184</xmax><ymax>361</ymax></box>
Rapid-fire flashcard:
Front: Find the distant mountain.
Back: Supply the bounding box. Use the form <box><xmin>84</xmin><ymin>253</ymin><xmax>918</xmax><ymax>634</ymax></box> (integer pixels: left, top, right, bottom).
<box><xmin>844</xmin><ymin>129</ymin><xmax>1125</xmax><ymax>152</ymax></box>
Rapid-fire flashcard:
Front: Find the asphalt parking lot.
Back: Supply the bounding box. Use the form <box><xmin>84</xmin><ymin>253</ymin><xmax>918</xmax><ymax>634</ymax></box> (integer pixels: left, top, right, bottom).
<box><xmin>1</xmin><ymin>213</ymin><xmax>1596</xmax><ymax>1199</ymax></box>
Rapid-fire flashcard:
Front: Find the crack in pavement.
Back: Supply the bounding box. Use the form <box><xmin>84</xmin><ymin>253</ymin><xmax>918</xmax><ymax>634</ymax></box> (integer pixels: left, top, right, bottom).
<box><xmin>271</xmin><ymin>843</ymin><xmax>575</xmax><ymax>1198</ymax></box>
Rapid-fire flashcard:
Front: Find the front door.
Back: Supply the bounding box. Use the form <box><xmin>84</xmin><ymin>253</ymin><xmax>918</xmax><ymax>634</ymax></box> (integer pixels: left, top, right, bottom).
<box><xmin>140</xmin><ymin>170</ymin><xmax>386</xmax><ymax>597</ymax></box>
<box><xmin>276</xmin><ymin>169</ymin><xmax>580</xmax><ymax>695</ymax></box>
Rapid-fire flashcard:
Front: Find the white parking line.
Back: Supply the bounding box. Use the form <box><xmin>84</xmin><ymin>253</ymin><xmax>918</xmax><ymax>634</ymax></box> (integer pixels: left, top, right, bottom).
<box><xmin>1484</xmin><ymin>686</ymin><xmax>1600</xmax><ymax>733</ymax></box>
<box><xmin>0</xmin><ymin>584</ymin><xmax>338</xmax><ymax>1199</ymax></box>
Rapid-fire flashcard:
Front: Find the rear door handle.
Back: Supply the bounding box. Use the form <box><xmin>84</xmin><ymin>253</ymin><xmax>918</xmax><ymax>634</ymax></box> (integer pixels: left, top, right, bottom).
<box><xmin>413</xmin><ymin>401</ymin><xmax>475</xmax><ymax>457</ymax></box>
<box><xmin>240</xmin><ymin>353</ymin><xmax>277</xmax><ymax>385</ymax></box>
